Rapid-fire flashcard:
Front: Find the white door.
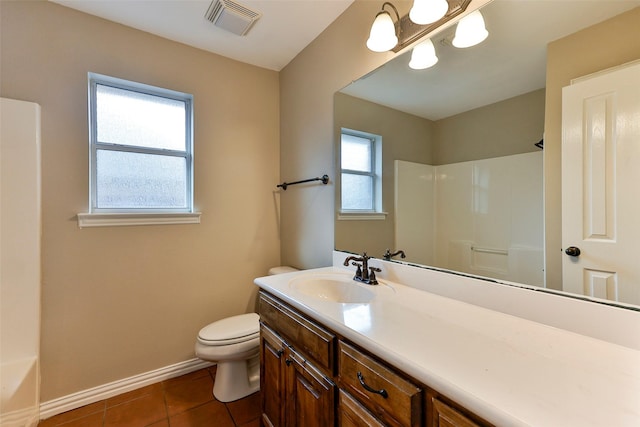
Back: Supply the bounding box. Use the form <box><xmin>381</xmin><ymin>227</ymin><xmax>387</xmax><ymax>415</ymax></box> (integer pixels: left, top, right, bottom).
<box><xmin>562</xmin><ymin>61</ymin><xmax>640</xmax><ymax>306</ymax></box>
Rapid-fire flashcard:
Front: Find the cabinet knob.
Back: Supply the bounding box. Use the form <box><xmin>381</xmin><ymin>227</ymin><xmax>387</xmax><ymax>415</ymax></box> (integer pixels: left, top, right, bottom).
<box><xmin>285</xmin><ymin>358</ymin><xmax>293</xmax><ymax>366</ymax></box>
<box><xmin>357</xmin><ymin>372</ymin><xmax>388</xmax><ymax>399</ymax></box>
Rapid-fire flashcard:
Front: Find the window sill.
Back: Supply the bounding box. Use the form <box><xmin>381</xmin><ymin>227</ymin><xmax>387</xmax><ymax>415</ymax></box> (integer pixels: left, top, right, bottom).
<box><xmin>77</xmin><ymin>212</ymin><xmax>201</xmax><ymax>228</ymax></box>
<box><xmin>337</xmin><ymin>211</ymin><xmax>387</xmax><ymax>221</ymax></box>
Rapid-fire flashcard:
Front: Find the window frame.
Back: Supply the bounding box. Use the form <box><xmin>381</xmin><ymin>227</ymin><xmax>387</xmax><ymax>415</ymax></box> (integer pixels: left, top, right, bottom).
<box><xmin>79</xmin><ymin>73</ymin><xmax>199</xmax><ymax>227</ymax></box>
<box><xmin>339</xmin><ymin>128</ymin><xmax>384</xmax><ymax>219</ymax></box>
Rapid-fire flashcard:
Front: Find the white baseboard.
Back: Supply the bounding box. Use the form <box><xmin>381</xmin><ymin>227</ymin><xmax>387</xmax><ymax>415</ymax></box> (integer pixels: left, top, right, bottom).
<box><xmin>39</xmin><ymin>358</ymin><xmax>214</xmax><ymax>420</ymax></box>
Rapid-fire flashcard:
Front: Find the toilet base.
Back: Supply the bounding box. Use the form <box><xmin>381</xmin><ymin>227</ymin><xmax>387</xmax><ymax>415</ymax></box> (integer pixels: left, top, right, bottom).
<box><xmin>213</xmin><ymin>354</ymin><xmax>260</xmax><ymax>402</ymax></box>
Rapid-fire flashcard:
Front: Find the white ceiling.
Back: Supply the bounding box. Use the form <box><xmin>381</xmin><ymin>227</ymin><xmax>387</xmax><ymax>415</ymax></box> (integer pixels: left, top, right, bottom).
<box><xmin>341</xmin><ymin>0</ymin><xmax>640</xmax><ymax>120</ymax></box>
<box><xmin>51</xmin><ymin>0</ymin><xmax>354</xmax><ymax>71</ymax></box>
<box><xmin>50</xmin><ymin>0</ymin><xmax>639</xmax><ymax>116</ymax></box>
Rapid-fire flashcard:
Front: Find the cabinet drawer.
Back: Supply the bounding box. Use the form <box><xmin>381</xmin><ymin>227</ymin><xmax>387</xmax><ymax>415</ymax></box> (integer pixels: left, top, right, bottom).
<box><xmin>339</xmin><ymin>390</ymin><xmax>385</xmax><ymax>427</ymax></box>
<box><xmin>426</xmin><ymin>389</ymin><xmax>493</xmax><ymax>427</ymax></box>
<box><xmin>431</xmin><ymin>398</ymin><xmax>481</xmax><ymax>427</ymax></box>
<box><xmin>258</xmin><ymin>291</ymin><xmax>335</xmax><ymax>373</ymax></box>
<box><xmin>338</xmin><ymin>341</ymin><xmax>422</xmax><ymax>427</ymax></box>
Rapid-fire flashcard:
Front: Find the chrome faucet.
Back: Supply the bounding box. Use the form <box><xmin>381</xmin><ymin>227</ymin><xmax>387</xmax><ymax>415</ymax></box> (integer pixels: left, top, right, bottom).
<box><xmin>343</xmin><ymin>252</ymin><xmax>381</xmax><ymax>285</ymax></box>
<box><xmin>383</xmin><ymin>248</ymin><xmax>406</xmax><ymax>261</ymax></box>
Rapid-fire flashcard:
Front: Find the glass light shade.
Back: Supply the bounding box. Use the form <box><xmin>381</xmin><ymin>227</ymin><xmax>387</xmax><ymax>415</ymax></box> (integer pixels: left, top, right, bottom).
<box><xmin>409</xmin><ymin>0</ymin><xmax>448</xmax><ymax>25</ymax></box>
<box><xmin>452</xmin><ymin>10</ymin><xmax>488</xmax><ymax>48</ymax></box>
<box><xmin>409</xmin><ymin>39</ymin><xmax>438</xmax><ymax>70</ymax></box>
<box><xmin>366</xmin><ymin>11</ymin><xmax>398</xmax><ymax>52</ymax></box>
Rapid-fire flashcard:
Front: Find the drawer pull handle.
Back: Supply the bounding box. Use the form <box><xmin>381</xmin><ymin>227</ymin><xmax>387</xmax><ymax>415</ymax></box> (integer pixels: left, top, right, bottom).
<box><xmin>357</xmin><ymin>372</ymin><xmax>388</xmax><ymax>399</ymax></box>
<box><xmin>285</xmin><ymin>358</ymin><xmax>293</xmax><ymax>366</ymax></box>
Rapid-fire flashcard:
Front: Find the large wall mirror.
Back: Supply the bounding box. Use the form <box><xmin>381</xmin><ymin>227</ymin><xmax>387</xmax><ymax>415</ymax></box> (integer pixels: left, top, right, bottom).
<box><xmin>334</xmin><ymin>0</ymin><xmax>640</xmax><ymax>309</ymax></box>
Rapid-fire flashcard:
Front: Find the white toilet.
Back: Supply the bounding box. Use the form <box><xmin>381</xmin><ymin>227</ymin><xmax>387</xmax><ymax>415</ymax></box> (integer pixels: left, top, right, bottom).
<box><xmin>195</xmin><ymin>312</ymin><xmax>261</xmax><ymax>402</ymax></box>
<box><xmin>195</xmin><ymin>266</ymin><xmax>298</xmax><ymax>402</ymax></box>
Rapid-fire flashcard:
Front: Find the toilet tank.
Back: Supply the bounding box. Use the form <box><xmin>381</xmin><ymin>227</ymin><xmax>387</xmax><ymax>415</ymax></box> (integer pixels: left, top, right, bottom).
<box><xmin>268</xmin><ymin>266</ymin><xmax>298</xmax><ymax>275</ymax></box>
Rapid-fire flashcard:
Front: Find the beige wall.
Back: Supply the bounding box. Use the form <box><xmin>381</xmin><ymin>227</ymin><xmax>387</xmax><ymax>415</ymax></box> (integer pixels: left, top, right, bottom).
<box><xmin>434</xmin><ymin>88</ymin><xmax>545</xmax><ymax>165</ymax></box>
<box><xmin>544</xmin><ymin>7</ymin><xmax>640</xmax><ymax>290</ymax></box>
<box><xmin>279</xmin><ymin>1</ymin><xmax>396</xmax><ymax>269</ymax></box>
<box><xmin>1</xmin><ymin>1</ymin><xmax>280</xmax><ymax>401</ymax></box>
<box><xmin>333</xmin><ymin>93</ymin><xmax>433</xmax><ymax>257</ymax></box>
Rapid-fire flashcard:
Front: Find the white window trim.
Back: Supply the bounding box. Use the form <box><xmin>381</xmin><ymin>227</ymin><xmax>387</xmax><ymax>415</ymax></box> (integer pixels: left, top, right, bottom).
<box><xmin>77</xmin><ymin>212</ymin><xmax>201</xmax><ymax>228</ymax></box>
<box><xmin>79</xmin><ymin>73</ymin><xmax>197</xmax><ymax>227</ymax></box>
<box><xmin>337</xmin><ymin>211</ymin><xmax>388</xmax><ymax>221</ymax></box>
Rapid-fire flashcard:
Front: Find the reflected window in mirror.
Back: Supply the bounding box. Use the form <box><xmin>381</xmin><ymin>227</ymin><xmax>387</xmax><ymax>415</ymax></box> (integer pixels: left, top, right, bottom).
<box><xmin>340</xmin><ymin>129</ymin><xmax>383</xmax><ymax>216</ymax></box>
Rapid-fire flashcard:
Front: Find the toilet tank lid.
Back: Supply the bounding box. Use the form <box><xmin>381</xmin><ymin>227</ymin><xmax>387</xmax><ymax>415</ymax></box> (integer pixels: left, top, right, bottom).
<box><xmin>198</xmin><ymin>313</ymin><xmax>259</xmax><ymax>342</ymax></box>
<box><xmin>268</xmin><ymin>266</ymin><xmax>299</xmax><ymax>275</ymax></box>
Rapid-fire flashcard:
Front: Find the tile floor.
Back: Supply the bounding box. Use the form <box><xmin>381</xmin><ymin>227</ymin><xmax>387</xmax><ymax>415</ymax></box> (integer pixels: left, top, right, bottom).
<box><xmin>38</xmin><ymin>367</ymin><xmax>261</xmax><ymax>427</ymax></box>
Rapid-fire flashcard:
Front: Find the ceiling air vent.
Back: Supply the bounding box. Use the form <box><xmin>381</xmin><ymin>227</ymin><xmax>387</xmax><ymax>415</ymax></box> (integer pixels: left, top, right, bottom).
<box><xmin>205</xmin><ymin>0</ymin><xmax>262</xmax><ymax>36</ymax></box>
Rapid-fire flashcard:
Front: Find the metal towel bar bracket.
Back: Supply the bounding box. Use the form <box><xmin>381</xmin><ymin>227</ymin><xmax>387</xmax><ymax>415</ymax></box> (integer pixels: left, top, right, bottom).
<box><xmin>277</xmin><ymin>174</ymin><xmax>329</xmax><ymax>190</ymax></box>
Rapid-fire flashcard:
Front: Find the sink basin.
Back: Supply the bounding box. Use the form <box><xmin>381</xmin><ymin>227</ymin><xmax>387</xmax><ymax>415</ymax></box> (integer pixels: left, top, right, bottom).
<box><xmin>288</xmin><ymin>274</ymin><xmax>375</xmax><ymax>304</ymax></box>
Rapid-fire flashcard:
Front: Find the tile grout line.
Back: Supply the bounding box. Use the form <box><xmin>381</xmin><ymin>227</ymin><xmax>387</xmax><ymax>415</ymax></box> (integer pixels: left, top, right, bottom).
<box><xmin>163</xmin><ymin>379</ymin><xmax>170</xmax><ymax>427</ymax></box>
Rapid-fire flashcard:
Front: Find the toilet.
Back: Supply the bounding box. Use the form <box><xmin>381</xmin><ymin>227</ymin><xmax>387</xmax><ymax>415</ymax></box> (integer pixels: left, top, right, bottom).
<box><xmin>195</xmin><ymin>266</ymin><xmax>298</xmax><ymax>402</ymax></box>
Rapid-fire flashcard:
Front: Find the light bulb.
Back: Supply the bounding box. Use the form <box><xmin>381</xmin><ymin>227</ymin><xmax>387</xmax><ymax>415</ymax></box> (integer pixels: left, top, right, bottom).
<box><xmin>452</xmin><ymin>10</ymin><xmax>489</xmax><ymax>48</ymax></box>
<box><xmin>409</xmin><ymin>38</ymin><xmax>438</xmax><ymax>70</ymax></box>
<box><xmin>409</xmin><ymin>0</ymin><xmax>449</xmax><ymax>25</ymax></box>
<box><xmin>366</xmin><ymin>11</ymin><xmax>398</xmax><ymax>52</ymax></box>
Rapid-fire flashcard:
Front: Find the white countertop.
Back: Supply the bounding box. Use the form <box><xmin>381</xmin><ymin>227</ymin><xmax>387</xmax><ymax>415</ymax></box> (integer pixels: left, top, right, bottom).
<box><xmin>254</xmin><ymin>266</ymin><xmax>640</xmax><ymax>427</ymax></box>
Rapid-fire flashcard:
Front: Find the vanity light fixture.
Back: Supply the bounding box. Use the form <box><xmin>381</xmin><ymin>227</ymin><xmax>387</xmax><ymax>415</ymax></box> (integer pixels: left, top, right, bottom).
<box><xmin>409</xmin><ymin>0</ymin><xmax>449</xmax><ymax>25</ymax></box>
<box><xmin>452</xmin><ymin>10</ymin><xmax>489</xmax><ymax>48</ymax></box>
<box><xmin>409</xmin><ymin>38</ymin><xmax>438</xmax><ymax>69</ymax></box>
<box><xmin>366</xmin><ymin>2</ymin><xmax>401</xmax><ymax>52</ymax></box>
<box><xmin>366</xmin><ymin>0</ymin><xmax>475</xmax><ymax>53</ymax></box>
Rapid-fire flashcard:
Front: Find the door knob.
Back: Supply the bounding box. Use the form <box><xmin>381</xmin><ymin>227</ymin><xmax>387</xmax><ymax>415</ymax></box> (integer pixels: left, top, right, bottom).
<box><xmin>565</xmin><ymin>246</ymin><xmax>581</xmax><ymax>257</ymax></box>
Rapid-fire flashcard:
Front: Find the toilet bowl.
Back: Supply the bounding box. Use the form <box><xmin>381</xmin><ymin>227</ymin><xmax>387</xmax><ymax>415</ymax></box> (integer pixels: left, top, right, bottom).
<box><xmin>195</xmin><ymin>313</ymin><xmax>260</xmax><ymax>402</ymax></box>
<box><xmin>195</xmin><ymin>266</ymin><xmax>298</xmax><ymax>402</ymax></box>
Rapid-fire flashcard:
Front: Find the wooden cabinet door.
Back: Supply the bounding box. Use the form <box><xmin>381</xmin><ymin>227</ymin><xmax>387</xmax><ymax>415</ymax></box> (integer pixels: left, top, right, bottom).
<box><xmin>285</xmin><ymin>347</ymin><xmax>336</xmax><ymax>427</ymax></box>
<box><xmin>261</xmin><ymin>324</ymin><xmax>287</xmax><ymax>427</ymax></box>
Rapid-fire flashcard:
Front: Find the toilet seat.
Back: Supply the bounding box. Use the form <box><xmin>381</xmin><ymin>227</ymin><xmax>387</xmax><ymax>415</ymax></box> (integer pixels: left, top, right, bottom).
<box><xmin>197</xmin><ymin>312</ymin><xmax>259</xmax><ymax>346</ymax></box>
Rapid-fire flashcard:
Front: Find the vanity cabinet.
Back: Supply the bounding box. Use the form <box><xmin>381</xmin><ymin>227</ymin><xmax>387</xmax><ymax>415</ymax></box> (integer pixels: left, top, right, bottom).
<box><xmin>259</xmin><ymin>293</ymin><xmax>336</xmax><ymax>427</ymax></box>
<box><xmin>258</xmin><ymin>290</ymin><xmax>492</xmax><ymax>427</ymax></box>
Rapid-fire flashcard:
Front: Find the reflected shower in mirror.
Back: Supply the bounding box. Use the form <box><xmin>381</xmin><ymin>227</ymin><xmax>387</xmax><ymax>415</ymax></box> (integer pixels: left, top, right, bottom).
<box><xmin>335</xmin><ymin>88</ymin><xmax>544</xmax><ymax>286</ymax></box>
<box><xmin>334</xmin><ymin>0</ymin><xmax>640</xmax><ymax>307</ymax></box>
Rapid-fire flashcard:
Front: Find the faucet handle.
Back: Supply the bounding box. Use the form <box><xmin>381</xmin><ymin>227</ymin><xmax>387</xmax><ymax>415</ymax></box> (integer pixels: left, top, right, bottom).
<box><xmin>351</xmin><ymin>262</ymin><xmax>363</xmax><ymax>278</ymax></box>
<box><xmin>368</xmin><ymin>266</ymin><xmax>381</xmax><ymax>285</ymax></box>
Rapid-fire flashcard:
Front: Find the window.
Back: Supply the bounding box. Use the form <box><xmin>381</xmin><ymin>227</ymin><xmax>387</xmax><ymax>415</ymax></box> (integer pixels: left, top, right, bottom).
<box><xmin>339</xmin><ymin>129</ymin><xmax>383</xmax><ymax>218</ymax></box>
<box><xmin>79</xmin><ymin>73</ymin><xmax>199</xmax><ymax>227</ymax></box>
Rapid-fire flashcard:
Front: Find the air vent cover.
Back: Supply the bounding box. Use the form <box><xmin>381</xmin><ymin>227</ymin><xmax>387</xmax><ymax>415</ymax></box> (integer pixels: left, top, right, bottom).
<box><xmin>205</xmin><ymin>0</ymin><xmax>261</xmax><ymax>36</ymax></box>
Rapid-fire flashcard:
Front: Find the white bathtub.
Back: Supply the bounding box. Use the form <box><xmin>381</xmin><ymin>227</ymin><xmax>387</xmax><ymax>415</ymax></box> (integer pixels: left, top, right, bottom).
<box><xmin>1</xmin><ymin>357</ymin><xmax>39</xmax><ymax>427</ymax></box>
<box><xmin>1</xmin><ymin>98</ymin><xmax>42</xmax><ymax>427</ymax></box>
